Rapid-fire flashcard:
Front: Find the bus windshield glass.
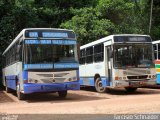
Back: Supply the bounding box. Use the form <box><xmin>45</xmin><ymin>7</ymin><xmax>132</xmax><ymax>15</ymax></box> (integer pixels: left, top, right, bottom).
<box><xmin>113</xmin><ymin>44</ymin><xmax>154</xmax><ymax>68</ymax></box>
<box><xmin>24</xmin><ymin>42</ymin><xmax>77</xmax><ymax>64</ymax></box>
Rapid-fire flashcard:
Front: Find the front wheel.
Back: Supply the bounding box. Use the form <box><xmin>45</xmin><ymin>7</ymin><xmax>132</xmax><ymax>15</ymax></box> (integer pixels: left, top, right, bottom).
<box><xmin>16</xmin><ymin>85</ymin><xmax>26</xmax><ymax>100</ymax></box>
<box><xmin>58</xmin><ymin>91</ymin><xmax>67</xmax><ymax>98</ymax></box>
<box><xmin>125</xmin><ymin>87</ymin><xmax>137</xmax><ymax>93</ymax></box>
<box><xmin>95</xmin><ymin>78</ymin><xmax>106</xmax><ymax>93</ymax></box>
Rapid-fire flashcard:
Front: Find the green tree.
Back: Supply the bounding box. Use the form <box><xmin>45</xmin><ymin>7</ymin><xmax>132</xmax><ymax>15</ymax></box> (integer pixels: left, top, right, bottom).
<box><xmin>61</xmin><ymin>7</ymin><xmax>115</xmax><ymax>45</ymax></box>
<box><xmin>97</xmin><ymin>0</ymin><xmax>149</xmax><ymax>34</ymax></box>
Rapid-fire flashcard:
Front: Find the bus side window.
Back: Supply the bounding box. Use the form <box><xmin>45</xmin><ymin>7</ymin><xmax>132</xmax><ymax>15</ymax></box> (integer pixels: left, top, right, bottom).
<box><xmin>158</xmin><ymin>44</ymin><xmax>160</xmax><ymax>59</ymax></box>
<box><xmin>86</xmin><ymin>47</ymin><xmax>93</xmax><ymax>64</ymax></box>
<box><xmin>153</xmin><ymin>44</ymin><xmax>157</xmax><ymax>60</ymax></box>
<box><xmin>80</xmin><ymin>49</ymin><xmax>85</xmax><ymax>64</ymax></box>
<box><xmin>94</xmin><ymin>44</ymin><xmax>104</xmax><ymax>62</ymax></box>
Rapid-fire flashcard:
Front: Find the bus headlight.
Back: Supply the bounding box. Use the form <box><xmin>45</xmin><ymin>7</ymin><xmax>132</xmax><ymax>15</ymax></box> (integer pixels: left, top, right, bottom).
<box><xmin>23</xmin><ymin>79</ymin><xmax>28</xmax><ymax>84</ymax></box>
<box><xmin>152</xmin><ymin>75</ymin><xmax>156</xmax><ymax>79</ymax></box>
<box><xmin>64</xmin><ymin>77</ymin><xmax>77</xmax><ymax>82</ymax></box>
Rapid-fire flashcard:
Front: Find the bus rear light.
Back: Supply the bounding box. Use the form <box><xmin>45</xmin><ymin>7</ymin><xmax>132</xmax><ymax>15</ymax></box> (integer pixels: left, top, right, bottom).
<box><xmin>23</xmin><ymin>80</ymin><xmax>28</xmax><ymax>84</ymax></box>
<box><xmin>35</xmin><ymin>80</ymin><xmax>38</xmax><ymax>83</ymax></box>
<box><xmin>115</xmin><ymin>76</ymin><xmax>119</xmax><ymax>80</ymax></box>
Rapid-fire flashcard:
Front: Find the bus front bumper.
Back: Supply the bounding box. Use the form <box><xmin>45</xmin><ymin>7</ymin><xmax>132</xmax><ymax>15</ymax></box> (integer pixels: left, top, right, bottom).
<box><xmin>114</xmin><ymin>79</ymin><xmax>156</xmax><ymax>88</ymax></box>
<box><xmin>23</xmin><ymin>81</ymin><xmax>80</xmax><ymax>94</ymax></box>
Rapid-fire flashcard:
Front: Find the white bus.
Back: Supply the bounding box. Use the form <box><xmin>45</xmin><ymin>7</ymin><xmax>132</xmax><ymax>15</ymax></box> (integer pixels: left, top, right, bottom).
<box><xmin>152</xmin><ymin>40</ymin><xmax>160</xmax><ymax>84</ymax></box>
<box><xmin>79</xmin><ymin>34</ymin><xmax>156</xmax><ymax>92</ymax></box>
<box><xmin>2</xmin><ymin>28</ymin><xmax>80</xmax><ymax>100</ymax></box>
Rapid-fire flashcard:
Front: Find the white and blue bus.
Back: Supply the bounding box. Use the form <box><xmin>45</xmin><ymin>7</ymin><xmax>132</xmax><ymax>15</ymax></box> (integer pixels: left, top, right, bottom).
<box><xmin>79</xmin><ymin>34</ymin><xmax>156</xmax><ymax>93</ymax></box>
<box><xmin>2</xmin><ymin>28</ymin><xmax>80</xmax><ymax>100</ymax></box>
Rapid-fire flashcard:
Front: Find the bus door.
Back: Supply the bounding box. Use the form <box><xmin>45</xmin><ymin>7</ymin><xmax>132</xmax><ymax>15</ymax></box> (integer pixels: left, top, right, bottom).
<box><xmin>104</xmin><ymin>42</ymin><xmax>113</xmax><ymax>87</ymax></box>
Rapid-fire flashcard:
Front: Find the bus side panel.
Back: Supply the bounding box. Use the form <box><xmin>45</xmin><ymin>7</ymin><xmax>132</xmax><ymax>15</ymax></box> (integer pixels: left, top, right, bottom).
<box><xmin>79</xmin><ymin>77</ymin><xmax>109</xmax><ymax>87</ymax></box>
<box><xmin>6</xmin><ymin>75</ymin><xmax>17</xmax><ymax>90</ymax></box>
<box><xmin>79</xmin><ymin>62</ymin><xmax>108</xmax><ymax>87</ymax></box>
<box><xmin>3</xmin><ymin>62</ymin><xmax>22</xmax><ymax>90</ymax></box>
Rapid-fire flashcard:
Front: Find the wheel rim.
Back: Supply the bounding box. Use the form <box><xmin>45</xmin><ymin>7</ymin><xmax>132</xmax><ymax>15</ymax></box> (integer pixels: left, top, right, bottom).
<box><xmin>96</xmin><ymin>80</ymin><xmax>105</xmax><ymax>92</ymax></box>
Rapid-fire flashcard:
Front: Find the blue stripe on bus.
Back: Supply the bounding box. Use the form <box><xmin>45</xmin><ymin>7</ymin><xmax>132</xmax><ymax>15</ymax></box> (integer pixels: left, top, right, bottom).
<box><xmin>54</xmin><ymin>63</ymin><xmax>79</xmax><ymax>69</ymax></box>
<box><xmin>156</xmin><ymin>74</ymin><xmax>160</xmax><ymax>84</ymax></box>
<box><xmin>79</xmin><ymin>77</ymin><xmax>109</xmax><ymax>87</ymax></box>
<box><xmin>23</xmin><ymin>82</ymin><xmax>80</xmax><ymax>94</ymax></box>
<box><xmin>22</xmin><ymin>71</ymin><xmax>28</xmax><ymax>81</ymax></box>
<box><xmin>6</xmin><ymin>75</ymin><xmax>16</xmax><ymax>80</ymax></box>
<box><xmin>25</xmin><ymin>39</ymin><xmax>77</xmax><ymax>45</ymax></box>
<box><xmin>6</xmin><ymin>79</ymin><xmax>17</xmax><ymax>90</ymax></box>
<box><xmin>5</xmin><ymin>75</ymin><xmax>17</xmax><ymax>90</ymax></box>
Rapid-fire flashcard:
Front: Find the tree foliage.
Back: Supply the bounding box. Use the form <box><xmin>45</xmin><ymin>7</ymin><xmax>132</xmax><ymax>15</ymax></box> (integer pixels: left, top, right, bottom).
<box><xmin>61</xmin><ymin>7</ymin><xmax>115</xmax><ymax>45</ymax></box>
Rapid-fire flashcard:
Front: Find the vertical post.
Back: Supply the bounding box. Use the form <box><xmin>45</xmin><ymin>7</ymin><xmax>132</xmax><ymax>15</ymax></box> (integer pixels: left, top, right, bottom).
<box><xmin>149</xmin><ymin>0</ymin><xmax>153</xmax><ymax>34</ymax></box>
<box><xmin>157</xmin><ymin>44</ymin><xmax>159</xmax><ymax>60</ymax></box>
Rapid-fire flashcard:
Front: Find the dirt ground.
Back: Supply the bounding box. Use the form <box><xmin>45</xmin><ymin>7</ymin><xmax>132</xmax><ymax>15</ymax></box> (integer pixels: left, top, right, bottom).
<box><xmin>0</xmin><ymin>87</ymin><xmax>160</xmax><ymax>115</ymax></box>
<box><xmin>0</xmin><ymin>91</ymin><xmax>14</xmax><ymax>103</ymax></box>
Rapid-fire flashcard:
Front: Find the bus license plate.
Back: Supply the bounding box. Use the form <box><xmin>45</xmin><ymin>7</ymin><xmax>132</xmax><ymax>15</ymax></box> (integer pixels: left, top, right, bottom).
<box><xmin>129</xmin><ymin>82</ymin><xmax>144</xmax><ymax>86</ymax></box>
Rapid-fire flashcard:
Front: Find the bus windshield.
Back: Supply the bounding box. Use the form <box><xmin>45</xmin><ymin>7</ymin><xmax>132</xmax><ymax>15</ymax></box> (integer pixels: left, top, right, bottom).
<box><xmin>24</xmin><ymin>44</ymin><xmax>77</xmax><ymax>64</ymax></box>
<box><xmin>113</xmin><ymin>44</ymin><xmax>154</xmax><ymax>68</ymax></box>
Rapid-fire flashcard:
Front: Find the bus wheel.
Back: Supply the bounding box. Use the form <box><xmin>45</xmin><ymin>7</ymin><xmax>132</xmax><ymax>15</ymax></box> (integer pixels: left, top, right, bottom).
<box><xmin>125</xmin><ymin>87</ymin><xmax>137</xmax><ymax>93</ymax></box>
<box><xmin>95</xmin><ymin>78</ymin><xmax>106</xmax><ymax>93</ymax></box>
<box><xmin>58</xmin><ymin>91</ymin><xmax>67</xmax><ymax>98</ymax></box>
<box><xmin>16</xmin><ymin>85</ymin><xmax>25</xmax><ymax>100</ymax></box>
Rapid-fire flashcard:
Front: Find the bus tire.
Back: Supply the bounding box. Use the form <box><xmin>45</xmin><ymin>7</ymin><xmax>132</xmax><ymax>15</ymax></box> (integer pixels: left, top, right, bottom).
<box><xmin>16</xmin><ymin>85</ymin><xmax>25</xmax><ymax>100</ymax></box>
<box><xmin>95</xmin><ymin>78</ymin><xmax>106</xmax><ymax>93</ymax></box>
<box><xmin>125</xmin><ymin>87</ymin><xmax>137</xmax><ymax>93</ymax></box>
<box><xmin>58</xmin><ymin>91</ymin><xmax>67</xmax><ymax>98</ymax></box>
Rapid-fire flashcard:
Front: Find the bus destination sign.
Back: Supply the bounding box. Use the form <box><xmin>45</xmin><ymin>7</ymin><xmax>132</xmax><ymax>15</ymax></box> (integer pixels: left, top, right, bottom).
<box><xmin>114</xmin><ymin>36</ymin><xmax>152</xmax><ymax>43</ymax></box>
<box><xmin>25</xmin><ymin>29</ymin><xmax>75</xmax><ymax>39</ymax></box>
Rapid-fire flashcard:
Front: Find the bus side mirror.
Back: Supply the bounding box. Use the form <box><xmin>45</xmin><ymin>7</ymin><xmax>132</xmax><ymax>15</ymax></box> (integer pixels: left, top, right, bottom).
<box><xmin>17</xmin><ymin>45</ymin><xmax>21</xmax><ymax>53</ymax></box>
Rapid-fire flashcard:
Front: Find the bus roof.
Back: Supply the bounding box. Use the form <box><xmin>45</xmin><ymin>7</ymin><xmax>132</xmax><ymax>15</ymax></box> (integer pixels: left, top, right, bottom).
<box><xmin>152</xmin><ymin>40</ymin><xmax>160</xmax><ymax>44</ymax></box>
<box><xmin>80</xmin><ymin>34</ymin><xmax>150</xmax><ymax>49</ymax></box>
<box><xmin>2</xmin><ymin>28</ymin><xmax>74</xmax><ymax>55</ymax></box>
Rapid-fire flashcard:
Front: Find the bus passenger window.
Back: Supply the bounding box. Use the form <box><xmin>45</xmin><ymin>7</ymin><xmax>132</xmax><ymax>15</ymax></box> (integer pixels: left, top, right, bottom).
<box><xmin>86</xmin><ymin>47</ymin><xmax>93</xmax><ymax>64</ymax></box>
<box><xmin>80</xmin><ymin>49</ymin><xmax>86</xmax><ymax>64</ymax></box>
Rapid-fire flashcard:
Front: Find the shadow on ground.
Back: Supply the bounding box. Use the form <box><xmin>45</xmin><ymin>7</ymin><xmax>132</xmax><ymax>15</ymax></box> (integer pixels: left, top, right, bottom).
<box><xmin>81</xmin><ymin>86</ymin><xmax>160</xmax><ymax>95</ymax></box>
<box><xmin>25</xmin><ymin>91</ymin><xmax>108</xmax><ymax>103</ymax></box>
<box><xmin>4</xmin><ymin>89</ymin><xmax>108</xmax><ymax>103</ymax></box>
<box><xmin>1</xmin><ymin>86</ymin><xmax>160</xmax><ymax>103</ymax></box>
